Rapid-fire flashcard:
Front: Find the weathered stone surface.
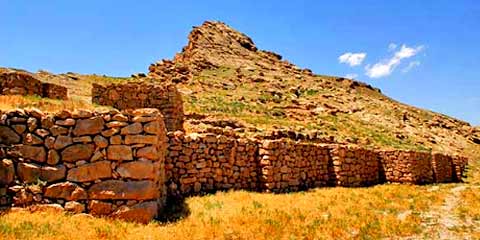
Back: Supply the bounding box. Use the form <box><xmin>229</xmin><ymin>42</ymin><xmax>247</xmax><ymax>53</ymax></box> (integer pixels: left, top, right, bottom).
<box><xmin>93</xmin><ymin>135</ymin><xmax>108</xmax><ymax>148</ymax></box>
<box><xmin>44</xmin><ymin>182</ymin><xmax>87</xmax><ymax>200</ymax></box>
<box><xmin>67</xmin><ymin>161</ymin><xmax>112</xmax><ymax>182</ymax></box>
<box><xmin>47</xmin><ymin>149</ymin><xmax>60</xmax><ymax>165</ymax></box>
<box><xmin>50</xmin><ymin>125</ymin><xmax>68</xmax><ymax>136</ymax></box>
<box><xmin>17</xmin><ymin>162</ymin><xmax>41</xmax><ymax>183</ymax></box>
<box><xmin>64</xmin><ymin>201</ymin><xmax>85</xmax><ymax>214</ymax></box>
<box><xmin>144</xmin><ymin>121</ymin><xmax>161</xmax><ymax>134</ymax></box>
<box><xmin>18</xmin><ymin>146</ymin><xmax>46</xmax><ymax>163</ymax></box>
<box><xmin>111</xmin><ymin>201</ymin><xmax>158</xmax><ymax>224</ymax></box>
<box><xmin>0</xmin><ymin>126</ymin><xmax>21</xmax><ymax>144</ymax></box>
<box><xmin>24</xmin><ymin>133</ymin><xmax>43</xmax><ymax>145</ymax></box>
<box><xmin>41</xmin><ymin>165</ymin><xmax>66</xmax><ymax>182</ymax></box>
<box><xmin>88</xmin><ymin>180</ymin><xmax>157</xmax><ymax>200</ymax></box>
<box><xmin>72</xmin><ymin>117</ymin><xmax>104</xmax><ymax>136</ymax></box>
<box><xmin>117</xmin><ymin>161</ymin><xmax>156</xmax><ymax>180</ymax></box>
<box><xmin>88</xmin><ymin>200</ymin><xmax>113</xmax><ymax>216</ymax></box>
<box><xmin>61</xmin><ymin>144</ymin><xmax>94</xmax><ymax>162</ymax></box>
<box><xmin>125</xmin><ymin>135</ymin><xmax>158</xmax><ymax>145</ymax></box>
<box><xmin>54</xmin><ymin>136</ymin><xmax>73</xmax><ymax>150</ymax></box>
<box><xmin>136</xmin><ymin>146</ymin><xmax>159</xmax><ymax>160</ymax></box>
<box><xmin>107</xmin><ymin>145</ymin><xmax>132</xmax><ymax>161</ymax></box>
<box><xmin>120</xmin><ymin>123</ymin><xmax>143</xmax><ymax>135</ymax></box>
<box><xmin>0</xmin><ymin>159</ymin><xmax>15</xmax><ymax>185</ymax></box>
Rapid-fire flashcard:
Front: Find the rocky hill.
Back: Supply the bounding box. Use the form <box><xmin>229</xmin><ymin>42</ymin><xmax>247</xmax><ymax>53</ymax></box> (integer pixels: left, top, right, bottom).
<box><xmin>1</xmin><ymin>21</ymin><xmax>479</xmax><ymax>159</ymax></box>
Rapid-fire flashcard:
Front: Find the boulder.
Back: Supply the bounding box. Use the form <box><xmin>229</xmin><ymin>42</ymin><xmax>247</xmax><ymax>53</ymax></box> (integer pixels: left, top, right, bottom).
<box><xmin>111</xmin><ymin>201</ymin><xmax>158</xmax><ymax>224</ymax></box>
<box><xmin>44</xmin><ymin>182</ymin><xmax>87</xmax><ymax>200</ymax></box>
<box><xmin>136</xmin><ymin>146</ymin><xmax>159</xmax><ymax>160</ymax></box>
<box><xmin>41</xmin><ymin>165</ymin><xmax>66</xmax><ymax>182</ymax></box>
<box><xmin>88</xmin><ymin>200</ymin><xmax>113</xmax><ymax>216</ymax></box>
<box><xmin>67</xmin><ymin>161</ymin><xmax>112</xmax><ymax>182</ymax></box>
<box><xmin>61</xmin><ymin>144</ymin><xmax>94</xmax><ymax>162</ymax></box>
<box><xmin>0</xmin><ymin>159</ymin><xmax>15</xmax><ymax>185</ymax></box>
<box><xmin>64</xmin><ymin>201</ymin><xmax>85</xmax><ymax>214</ymax></box>
<box><xmin>54</xmin><ymin>136</ymin><xmax>73</xmax><ymax>150</ymax></box>
<box><xmin>107</xmin><ymin>145</ymin><xmax>132</xmax><ymax>161</ymax></box>
<box><xmin>72</xmin><ymin>117</ymin><xmax>104</xmax><ymax>136</ymax></box>
<box><xmin>0</xmin><ymin>126</ymin><xmax>20</xmax><ymax>144</ymax></box>
<box><xmin>88</xmin><ymin>180</ymin><xmax>157</xmax><ymax>200</ymax></box>
<box><xmin>117</xmin><ymin>161</ymin><xmax>156</xmax><ymax>180</ymax></box>
<box><xmin>17</xmin><ymin>162</ymin><xmax>41</xmax><ymax>183</ymax></box>
<box><xmin>120</xmin><ymin>123</ymin><xmax>143</xmax><ymax>135</ymax></box>
<box><xmin>17</xmin><ymin>146</ymin><xmax>46</xmax><ymax>163</ymax></box>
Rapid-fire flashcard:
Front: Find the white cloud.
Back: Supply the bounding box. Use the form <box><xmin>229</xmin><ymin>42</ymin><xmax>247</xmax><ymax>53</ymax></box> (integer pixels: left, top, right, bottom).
<box><xmin>338</xmin><ymin>52</ymin><xmax>366</xmax><ymax>67</ymax></box>
<box><xmin>402</xmin><ymin>61</ymin><xmax>421</xmax><ymax>73</ymax></box>
<box><xmin>388</xmin><ymin>43</ymin><xmax>397</xmax><ymax>51</ymax></box>
<box><xmin>365</xmin><ymin>44</ymin><xmax>424</xmax><ymax>78</ymax></box>
<box><xmin>345</xmin><ymin>73</ymin><xmax>358</xmax><ymax>79</ymax></box>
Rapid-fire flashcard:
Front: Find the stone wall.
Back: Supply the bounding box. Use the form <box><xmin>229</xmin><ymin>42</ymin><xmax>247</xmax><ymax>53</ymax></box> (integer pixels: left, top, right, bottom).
<box><xmin>165</xmin><ymin>132</ymin><xmax>258</xmax><ymax>196</ymax></box>
<box><xmin>92</xmin><ymin>82</ymin><xmax>184</xmax><ymax>132</ymax></box>
<box><xmin>431</xmin><ymin>153</ymin><xmax>453</xmax><ymax>183</ymax></box>
<box><xmin>258</xmin><ymin>140</ymin><xmax>329</xmax><ymax>193</ymax></box>
<box><xmin>329</xmin><ymin>145</ymin><xmax>379</xmax><ymax>187</ymax></box>
<box><xmin>452</xmin><ymin>155</ymin><xmax>468</xmax><ymax>182</ymax></box>
<box><xmin>0</xmin><ymin>108</ymin><xmax>167</xmax><ymax>223</ymax></box>
<box><xmin>378</xmin><ymin>150</ymin><xmax>434</xmax><ymax>184</ymax></box>
<box><xmin>0</xmin><ymin>71</ymin><xmax>68</xmax><ymax>100</ymax></box>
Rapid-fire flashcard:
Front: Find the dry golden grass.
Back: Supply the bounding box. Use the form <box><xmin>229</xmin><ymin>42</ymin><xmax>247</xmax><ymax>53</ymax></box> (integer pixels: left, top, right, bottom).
<box><xmin>0</xmin><ymin>95</ymin><xmax>101</xmax><ymax>113</ymax></box>
<box><xmin>0</xmin><ymin>184</ymin><xmax>450</xmax><ymax>240</ymax></box>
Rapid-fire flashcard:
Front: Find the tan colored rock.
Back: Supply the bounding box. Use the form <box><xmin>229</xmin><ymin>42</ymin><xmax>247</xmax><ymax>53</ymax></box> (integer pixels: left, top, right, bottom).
<box><xmin>44</xmin><ymin>182</ymin><xmax>87</xmax><ymax>200</ymax></box>
<box><xmin>125</xmin><ymin>135</ymin><xmax>158</xmax><ymax>145</ymax></box>
<box><xmin>93</xmin><ymin>135</ymin><xmax>108</xmax><ymax>148</ymax></box>
<box><xmin>110</xmin><ymin>135</ymin><xmax>122</xmax><ymax>145</ymax></box>
<box><xmin>67</xmin><ymin>161</ymin><xmax>112</xmax><ymax>182</ymax></box>
<box><xmin>72</xmin><ymin>117</ymin><xmax>104</xmax><ymax>136</ymax></box>
<box><xmin>54</xmin><ymin>136</ymin><xmax>73</xmax><ymax>150</ymax></box>
<box><xmin>29</xmin><ymin>204</ymin><xmax>64</xmax><ymax>213</ymax></box>
<box><xmin>55</xmin><ymin>118</ymin><xmax>75</xmax><ymax>126</ymax></box>
<box><xmin>18</xmin><ymin>145</ymin><xmax>46</xmax><ymax>163</ymax></box>
<box><xmin>111</xmin><ymin>201</ymin><xmax>158</xmax><ymax>224</ymax></box>
<box><xmin>0</xmin><ymin>126</ymin><xmax>20</xmax><ymax>145</ymax></box>
<box><xmin>107</xmin><ymin>145</ymin><xmax>132</xmax><ymax>161</ymax></box>
<box><xmin>0</xmin><ymin>159</ymin><xmax>15</xmax><ymax>185</ymax></box>
<box><xmin>61</xmin><ymin>144</ymin><xmax>94</xmax><ymax>162</ymax></box>
<box><xmin>117</xmin><ymin>161</ymin><xmax>156</xmax><ymax>180</ymax></box>
<box><xmin>50</xmin><ymin>125</ymin><xmax>68</xmax><ymax>136</ymax></box>
<box><xmin>144</xmin><ymin>121</ymin><xmax>161</xmax><ymax>134</ymax></box>
<box><xmin>88</xmin><ymin>200</ymin><xmax>113</xmax><ymax>216</ymax></box>
<box><xmin>41</xmin><ymin>165</ymin><xmax>66</xmax><ymax>182</ymax></box>
<box><xmin>17</xmin><ymin>162</ymin><xmax>41</xmax><ymax>183</ymax></box>
<box><xmin>88</xmin><ymin>180</ymin><xmax>158</xmax><ymax>200</ymax></box>
<box><xmin>136</xmin><ymin>146</ymin><xmax>159</xmax><ymax>160</ymax></box>
<box><xmin>64</xmin><ymin>201</ymin><xmax>85</xmax><ymax>214</ymax></box>
<box><xmin>121</xmin><ymin>122</ymin><xmax>143</xmax><ymax>135</ymax></box>
<box><xmin>47</xmin><ymin>149</ymin><xmax>60</xmax><ymax>165</ymax></box>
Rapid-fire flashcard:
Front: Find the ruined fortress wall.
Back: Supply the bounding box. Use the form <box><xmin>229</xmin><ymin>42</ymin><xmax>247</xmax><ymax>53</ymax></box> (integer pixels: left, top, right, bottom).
<box><xmin>377</xmin><ymin>150</ymin><xmax>434</xmax><ymax>184</ymax></box>
<box><xmin>0</xmin><ymin>108</ymin><xmax>167</xmax><ymax>223</ymax></box>
<box><xmin>328</xmin><ymin>145</ymin><xmax>379</xmax><ymax>187</ymax></box>
<box><xmin>165</xmin><ymin>132</ymin><xmax>259</xmax><ymax>196</ymax></box>
<box><xmin>431</xmin><ymin>153</ymin><xmax>453</xmax><ymax>183</ymax></box>
<box><xmin>92</xmin><ymin>82</ymin><xmax>184</xmax><ymax>132</ymax></box>
<box><xmin>258</xmin><ymin>140</ymin><xmax>329</xmax><ymax>193</ymax></box>
<box><xmin>452</xmin><ymin>155</ymin><xmax>468</xmax><ymax>182</ymax></box>
<box><xmin>0</xmin><ymin>71</ymin><xmax>68</xmax><ymax>100</ymax></box>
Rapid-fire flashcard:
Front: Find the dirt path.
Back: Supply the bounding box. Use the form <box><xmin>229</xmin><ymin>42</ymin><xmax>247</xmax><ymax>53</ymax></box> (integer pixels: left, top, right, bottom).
<box><xmin>417</xmin><ymin>185</ymin><xmax>471</xmax><ymax>240</ymax></box>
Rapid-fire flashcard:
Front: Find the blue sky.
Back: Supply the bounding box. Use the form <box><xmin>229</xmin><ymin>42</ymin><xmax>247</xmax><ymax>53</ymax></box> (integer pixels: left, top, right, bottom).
<box><xmin>0</xmin><ymin>1</ymin><xmax>479</xmax><ymax>125</ymax></box>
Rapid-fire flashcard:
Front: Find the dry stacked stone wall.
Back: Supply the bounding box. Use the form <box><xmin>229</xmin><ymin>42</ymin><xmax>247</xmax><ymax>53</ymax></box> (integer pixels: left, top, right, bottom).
<box><xmin>378</xmin><ymin>150</ymin><xmax>434</xmax><ymax>184</ymax></box>
<box><xmin>0</xmin><ymin>108</ymin><xmax>167</xmax><ymax>223</ymax></box>
<box><xmin>328</xmin><ymin>145</ymin><xmax>379</xmax><ymax>187</ymax></box>
<box><xmin>452</xmin><ymin>155</ymin><xmax>468</xmax><ymax>181</ymax></box>
<box><xmin>258</xmin><ymin>140</ymin><xmax>329</xmax><ymax>193</ymax></box>
<box><xmin>92</xmin><ymin>82</ymin><xmax>184</xmax><ymax>132</ymax></box>
<box><xmin>431</xmin><ymin>153</ymin><xmax>454</xmax><ymax>183</ymax></box>
<box><xmin>0</xmin><ymin>71</ymin><xmax>68</xmax><ymax>100</ymax></box>
<box><xmin>165</xmin><ymin>132</ymin><xmax>258</xmax><ymax>196</ymax></box>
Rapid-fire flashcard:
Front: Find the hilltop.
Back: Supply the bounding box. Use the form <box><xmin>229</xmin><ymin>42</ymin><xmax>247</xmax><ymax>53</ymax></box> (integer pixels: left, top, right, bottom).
<box><xmin>1</xmin><ymin>21</ymin><xmax>479</xmax><ymax>159</ymax></box>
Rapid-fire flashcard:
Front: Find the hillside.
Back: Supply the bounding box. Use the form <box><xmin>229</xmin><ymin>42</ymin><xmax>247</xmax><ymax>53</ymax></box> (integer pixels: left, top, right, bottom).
<box><xmin>1</xmin><ymin>21</ymin><xmax>479</xmax><ymax>160</ymax></box>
